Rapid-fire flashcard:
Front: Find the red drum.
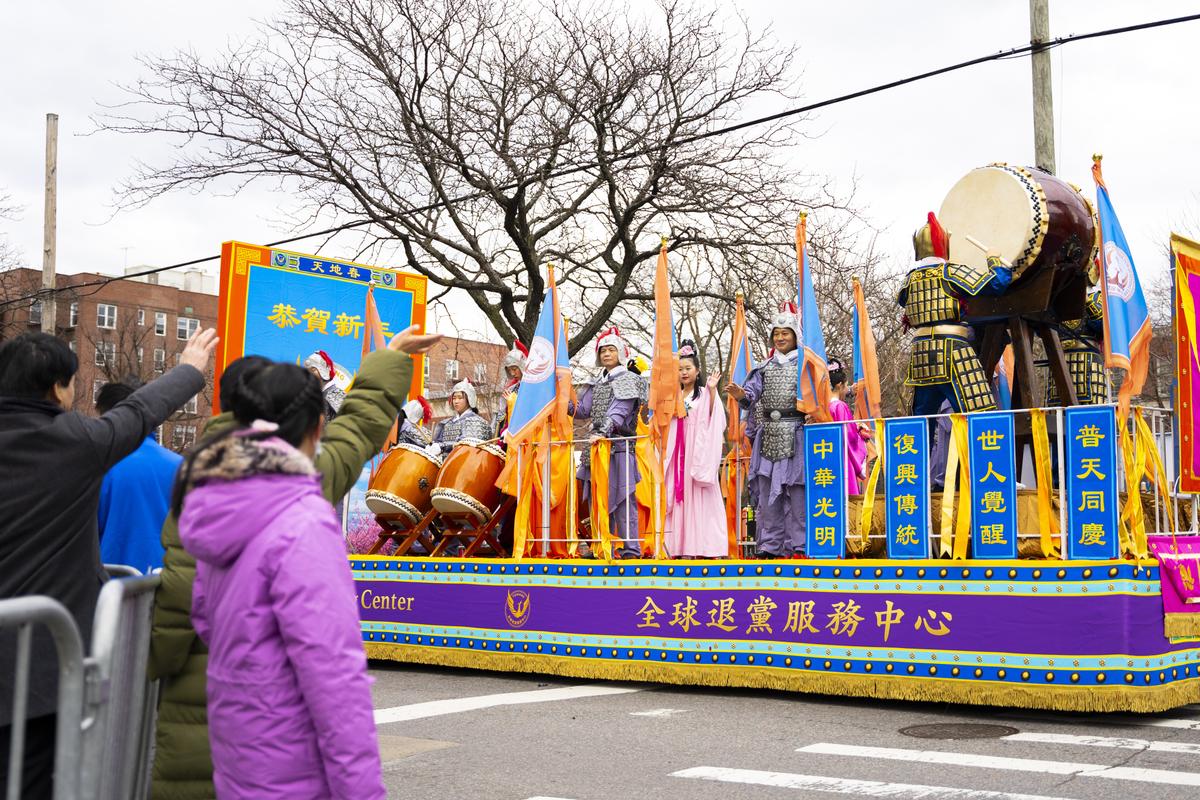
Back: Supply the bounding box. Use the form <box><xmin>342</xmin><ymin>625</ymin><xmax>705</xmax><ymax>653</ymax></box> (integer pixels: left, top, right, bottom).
<box><xmin>939</xmin><ymin>163</ymin><xmax>1097</xmax><ymax>284</ymax></box>
<box><xmin>365</xmin><ymin>443</ymin><xmax>442</xmax><ymax>527</ymax></box>
<box><xmin>431</xmin><ymin>439</ymin><xmax>507</xmax><ymax>524</ymax></box>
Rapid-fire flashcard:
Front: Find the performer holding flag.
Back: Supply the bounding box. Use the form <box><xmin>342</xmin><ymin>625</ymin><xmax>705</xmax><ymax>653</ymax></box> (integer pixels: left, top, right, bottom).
<box><xmin>501</xmin><ymin>265</ymin><xmax>573</xmax><ymax>558</ymax></box>
<box><xmin>1093</xmin><ymin>155</ymin><xmax>1151</xmax><ymax>417</ymax></box>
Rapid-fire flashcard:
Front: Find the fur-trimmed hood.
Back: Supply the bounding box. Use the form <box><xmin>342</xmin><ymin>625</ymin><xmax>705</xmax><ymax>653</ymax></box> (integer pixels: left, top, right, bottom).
<box><xmin>179</xmin><ymin>434</ymin><xmax>322</xmax><ymax>569</ymax></box>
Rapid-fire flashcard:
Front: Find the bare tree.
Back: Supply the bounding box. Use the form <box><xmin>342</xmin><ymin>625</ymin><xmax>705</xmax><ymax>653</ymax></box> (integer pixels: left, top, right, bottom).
<box><xmin>100</xmin><ymin>0</ymin><xmax>858</xmax><ymax>353</ymax></box>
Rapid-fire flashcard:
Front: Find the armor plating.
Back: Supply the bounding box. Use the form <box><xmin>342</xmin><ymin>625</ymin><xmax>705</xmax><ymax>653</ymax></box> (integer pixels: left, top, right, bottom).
<box><xmin>437</xmin><ymin>411</ymin><xmax>490</xmax><ymax>444</ymax></box>
<box><xmin>760</xmin><ymin>360</ymin><xmax>800</xmax><ymax>461</ymax></box>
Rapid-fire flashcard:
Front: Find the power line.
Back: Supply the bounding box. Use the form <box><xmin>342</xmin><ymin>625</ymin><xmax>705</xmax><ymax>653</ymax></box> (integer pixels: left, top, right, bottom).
<box><xmin>4</xmin><ymin>10</ymin><xmax>1199</xmax><ymax>313</ymax></box>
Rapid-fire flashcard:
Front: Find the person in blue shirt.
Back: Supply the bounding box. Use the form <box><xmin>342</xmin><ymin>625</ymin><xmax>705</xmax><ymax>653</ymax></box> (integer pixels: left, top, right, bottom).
<box><xmin>96</xmin><ymin>381</ymin><xmax>186</xmax><ymax>572</ymax></box>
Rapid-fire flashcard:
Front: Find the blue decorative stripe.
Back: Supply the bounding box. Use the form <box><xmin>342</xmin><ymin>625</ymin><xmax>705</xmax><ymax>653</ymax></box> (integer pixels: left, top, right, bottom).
<box><xmin>362</xmin><ymin>629</ymin><xmax>1200</xmax><ymax>689</ymax></box>
<box><xmin>359</xmin><ymin>620</ymin><xmax>1200</xmax><ymax>672</ymax></box>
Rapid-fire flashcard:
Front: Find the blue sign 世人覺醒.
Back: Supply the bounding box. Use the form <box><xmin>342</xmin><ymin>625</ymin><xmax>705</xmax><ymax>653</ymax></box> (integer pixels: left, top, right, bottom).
<box><xmin>804</xmin><ymin>423</ymin><xmax>846</xmax><ymax>558</ymax></box>
<box><xmin>967</xmin><ymin>412</ymin><xmax>1018</xmax><ymax>559</ymax></box>
<box><xmin>1065</xmin><ymin>406</ymin><xmax>1120</xmax><ymax>560</ymax></box>
<box><xmin>884</xmin><ymin>417</ymin><xmax>929</xmax><ymax>558</ymax></box>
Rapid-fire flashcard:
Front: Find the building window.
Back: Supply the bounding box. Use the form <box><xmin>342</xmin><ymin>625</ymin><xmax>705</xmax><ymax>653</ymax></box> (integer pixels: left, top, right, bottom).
<box><xmin>69</xmin><ymin>303</ymin><xmax>78</xmax><ymax>328</ymax></box>
<box><xmin>422</xmin><ymin>357</ymin><xmax>430</xmax><ymax>382</ymax></box>
<box><xmin>445</xmin><ymin>359</ymin><xmax>459</xmax><ymax>380</ymax></box>
<box><xmin>137</xmin><ymin>347</ymin><xmax>144</xmax><ymax>365</ymax></box>
<box><xmin>137</xmin><ymin>309</ymin><xmax>145</xmax><ymax>326</ymax></box>
<box><xmin>177</xmin><ymin>316</ymin><xmax>199</xmax><ymax>341</ymax></box>
<box><xmin>94</xmin><ymin>341</ymin><xmax>116</xmax><ymax>368</ymax></box>
<box><xmin>93</xmin><ymin>379</ymin><xmax>105</xmax><ymax>403</ymax></box>
<box><xmin>29</xmin><ymin>300</ymin><xmax>42</xmax><ymax>326</ymax></box>
<box><xmin>153</xmin><ymin>348</ymin><xmax>165</xmax><ymax>373</ymax></box>
<box><xmin>184</xmin><ymin>395</ymin><xmax>198</xmax><ymax>415</ymax></box>
<box><xmin>97</xmin><ymin>304</ymin><xmax>117</xmax><ymax>330</ymax></box>
<box><xmin>155</xmin><ymin>312</ymin><xmax>167</xmax><ymax>336</ymax></box>
<box><xmin>474</xmin><ymin>363</ymin><xmax>487</xmax><ymax>382</ymax></box>
<box><xmin>171</xmin><ymin>425</ymin><xmax>197</xmax><ymax>451</ymax></box>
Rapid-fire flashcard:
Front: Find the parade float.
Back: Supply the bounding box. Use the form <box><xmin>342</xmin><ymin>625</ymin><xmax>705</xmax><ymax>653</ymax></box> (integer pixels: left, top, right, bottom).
<box><xmin>217</xmin><ymin>163</ymin><xmax>1200</xmax><ymax>714</ymax></box>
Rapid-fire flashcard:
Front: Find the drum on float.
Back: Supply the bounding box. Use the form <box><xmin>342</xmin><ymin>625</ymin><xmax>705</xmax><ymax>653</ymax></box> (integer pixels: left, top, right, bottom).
<box><xmin>431</xmin><ymin>439</ymin><xmax>507</xmax><ymax>524</ymax></box>
<box><xmin>365</xmin><ymin>443</ymin><xmax>443</xmax><ymax>528</ymax></box>
<box><xmin>938</xmin><ymin>163</ymin><xmax>1097</xmax><ymax>284</ymax></box>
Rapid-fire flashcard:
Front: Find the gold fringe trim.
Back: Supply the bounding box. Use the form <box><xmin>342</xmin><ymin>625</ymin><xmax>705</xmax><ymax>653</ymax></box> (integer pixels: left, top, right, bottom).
<box><xmin>1164</xmin><ymin>613</ymin><xmax>1200</xmax><ymax>639</ymax></box>
<box><xmin>364</xmin><ymin>642</ymin><xmax>1200</xmax><ymax>714</ymax></box>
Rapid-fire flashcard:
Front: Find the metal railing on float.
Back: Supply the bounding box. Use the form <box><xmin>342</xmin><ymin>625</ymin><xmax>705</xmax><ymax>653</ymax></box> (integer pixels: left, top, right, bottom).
<box><xmin>385</xmin><ymin>402</ymin><xmax>1188</xmax><ymax>561</ymax></box>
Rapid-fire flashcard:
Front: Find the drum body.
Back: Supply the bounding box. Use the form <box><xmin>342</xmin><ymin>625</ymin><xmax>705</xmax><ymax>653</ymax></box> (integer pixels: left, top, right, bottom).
<box><xmin>365</xmin><ymin>443</ymin><xmax>442</xmax><ymax>527</ymax></box>
<box><xmin>431</xmin><ymin>439</ymin><xmax>507</xmax><ymax>523</ymax></box>
<box><xmin>939</xmin><ymin>164</ymin><xmax>1097</xmax><ymax>284</ymax></box>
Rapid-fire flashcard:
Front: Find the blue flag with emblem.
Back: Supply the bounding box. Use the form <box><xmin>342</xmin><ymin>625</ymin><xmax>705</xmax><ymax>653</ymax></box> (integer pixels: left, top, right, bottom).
<box><xmin>506</xmin><ymin>267</ymin><xmax>569</xmax><ymax>445</ymax></box>
<box><xmin>1092</xmin><ymin>156</ymin><xmax>1151</xmax><ymax>416</ymax></box>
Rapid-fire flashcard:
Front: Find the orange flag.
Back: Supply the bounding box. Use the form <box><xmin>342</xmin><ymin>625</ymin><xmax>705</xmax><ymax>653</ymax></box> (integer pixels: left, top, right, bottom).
<box><xmin>647</xmin><ymin>239</ymin><xmax>685</xmax><ymax>456</ymax></box>
<box><xmin>851</xmin><ymin>277</ymin><xmax>881</xmax><ymax>420</ymax></box>
<box><xmin>361</xmin><ymin>285</ymin><xmax>398</xmax><ymax>452</ymax></box>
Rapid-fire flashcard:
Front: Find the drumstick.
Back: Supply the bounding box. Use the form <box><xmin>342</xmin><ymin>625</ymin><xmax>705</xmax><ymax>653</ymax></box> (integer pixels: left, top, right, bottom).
<box><xmin>963</xmin><ymin>234</ymin><xmax>1012</xmax><ymax>268</ymax></box>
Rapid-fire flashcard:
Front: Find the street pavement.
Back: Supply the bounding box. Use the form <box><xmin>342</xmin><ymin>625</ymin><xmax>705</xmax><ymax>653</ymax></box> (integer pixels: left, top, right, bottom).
<box><xmin>369</xmin><ymin>662</ymin><xmax>1200</xmax><ymax>799</ymax></box>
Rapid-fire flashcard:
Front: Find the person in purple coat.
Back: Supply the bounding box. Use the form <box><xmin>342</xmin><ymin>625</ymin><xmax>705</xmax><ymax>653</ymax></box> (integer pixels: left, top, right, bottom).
<box><xmin>175</xmin><ymin>361</ymin><xmax>385</xmax><ymax>800</ymax></box>
<box><xmin>727</xmin><ymin>303</ymin><xmax>807</xmax><ymax>558</ymax></box>
<box><xmin>575</xmin><ymin>326</ymin><xmax>645</xmax><ymax>558</ymax></box>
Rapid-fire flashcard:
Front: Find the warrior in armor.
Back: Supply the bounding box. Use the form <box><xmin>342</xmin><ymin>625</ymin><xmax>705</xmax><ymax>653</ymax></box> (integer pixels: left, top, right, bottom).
<box><xmin>1047</xmin><ymin>272</ymin><xmax>1109</xmax><ymax>405</ymax></box>
<box><xmin>303</xmin><ymin>350</ymin><xmax>345</xmax><ymax>423</ymax></box>
<box><xmin>395</xmin><ymin>396</ymin><xmax>435</xmax><ymax>447</ymax></box>
<box><xmin>495</xmin><ymin>341</ymin><xmax>528</xmax><ymax>439</ymax></box>
<box><xmin>898</xmin><ymin>212</ymin><xmax>1013</xmax><ymax>416</ymax></box>
<box><xmin>725</xmin><ymin>302</ymin><xmax>808</xmax><ymax>558</ymax></box>
<box><xmin>575</xmin><ymin>327</ymin><xmax>645</xmax><ymax>558</ymax></box>
<box><xmin>428</xmin><ymin>379</ymin><xmax>491</xmax><ymax>456</ymax></box>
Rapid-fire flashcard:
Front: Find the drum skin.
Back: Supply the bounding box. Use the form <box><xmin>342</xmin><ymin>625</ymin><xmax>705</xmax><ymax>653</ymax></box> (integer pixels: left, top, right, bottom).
<box><xmin>940</xmin><ymin>164</ymin><xmax>1096</xmax><ymax>285</ymax></box>
<box><xmin>366</xmin><ymin>443</ymin><xmax>442</xmax><ymax>526</ymax></box>
<box><xmin>431</xmin><ymin>440</ymin><xmax>506</xmax><ymax>523</ymax></box>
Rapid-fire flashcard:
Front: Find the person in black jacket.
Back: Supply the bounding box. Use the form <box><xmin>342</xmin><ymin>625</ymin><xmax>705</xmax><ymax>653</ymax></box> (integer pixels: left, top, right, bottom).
<box><xmin>0</xmin><ymin>328</ymin><xmax>217</xmax><ymax>799</ymax></box>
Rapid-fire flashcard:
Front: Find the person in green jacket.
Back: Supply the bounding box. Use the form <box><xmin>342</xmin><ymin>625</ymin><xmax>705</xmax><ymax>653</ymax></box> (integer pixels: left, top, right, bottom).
<box><xmin>148</xmin><ymin>326</ymin><xmax>440</xmax><ymax>800</ymax></box>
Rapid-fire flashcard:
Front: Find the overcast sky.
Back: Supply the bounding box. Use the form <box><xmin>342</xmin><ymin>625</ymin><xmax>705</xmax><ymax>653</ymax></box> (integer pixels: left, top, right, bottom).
<box><xmin>2</xmin><ymin>0</ymin><xmax>1197</xmax><ymax>341</ymax></box>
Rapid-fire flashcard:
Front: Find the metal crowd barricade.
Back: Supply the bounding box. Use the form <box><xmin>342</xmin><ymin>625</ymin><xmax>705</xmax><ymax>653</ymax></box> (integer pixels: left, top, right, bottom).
<box><xmin>78</xmin><ymin>573</ymin><xmax>161</xmax><ymax>800</ymax></box>
<box><xmin>1</xmin><ymin>596</ymin><xmax>85</xmax><ymax>800</ymax></box>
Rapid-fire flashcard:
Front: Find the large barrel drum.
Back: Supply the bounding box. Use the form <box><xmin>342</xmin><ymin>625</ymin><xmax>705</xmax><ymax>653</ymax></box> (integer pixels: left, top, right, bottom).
<box><xmin>431</xmin><ymin>439</ymin><xmax>507</xmax><ymax>524</ymax></box>
<box><xmin>939</xmin><ymin>163</ymin><xmax>1097</xmax><ymax>284</ymax></box>
<box><xmin>365</xmin><ymin>443</ymin><xmax>442</xmax><ymax>528</ymax></box>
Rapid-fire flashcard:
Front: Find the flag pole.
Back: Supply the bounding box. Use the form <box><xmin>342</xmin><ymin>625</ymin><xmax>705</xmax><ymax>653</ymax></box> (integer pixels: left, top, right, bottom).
<box><xmin>541</xmin><ymin>424</ymin><xmax>551</xmax><ymax>555</ymax></box>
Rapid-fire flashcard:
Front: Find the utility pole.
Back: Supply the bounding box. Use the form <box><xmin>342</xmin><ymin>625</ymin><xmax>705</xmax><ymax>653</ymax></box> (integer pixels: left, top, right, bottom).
<box><xmin>41</xmin><ymin>113</ymin><xmax>58</xmax><ymax>333</ymax></box>
<box><xmin>1029</xmin><ymin>0</ymin><xmax>1056</xmax><ymax>174</ymax></box>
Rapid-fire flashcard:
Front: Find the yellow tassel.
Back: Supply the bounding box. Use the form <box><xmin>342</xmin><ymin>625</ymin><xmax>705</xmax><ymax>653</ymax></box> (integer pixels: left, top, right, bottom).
<box><xmin>950</xmin><ymin>414</ymin><xmax>972</xmax><ymax>561</ymax></box>
<box><xmin>1165</xmin><ymin>614</ymin><xmax>1200</xmax><ymax>639</ymax></box>
<box><xmin>1030</xmin><ymin>410</ymin><xmax>1059</xmax><ymax>558</ymax></box>
<box><xmin>859</xmin><ymin>418</ymin><xmax>885</xmax><ymax>546</ymax></box>
<box><xmin>364</xmin><ymin>642</ymin><xmax>1200</xmax><ymax>714</ymax></box>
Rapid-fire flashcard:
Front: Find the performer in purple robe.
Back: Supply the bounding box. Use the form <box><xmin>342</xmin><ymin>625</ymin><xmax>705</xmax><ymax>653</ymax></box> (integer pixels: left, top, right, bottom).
<box><xmin>727</xmin><ymin>303</ymin><xmax>807</xmax><ymax>558</ymax></box>
<box><xmin>575</xmin><ymin>327</ymin><xmax>644</xmax><ymax>558</ymax></box>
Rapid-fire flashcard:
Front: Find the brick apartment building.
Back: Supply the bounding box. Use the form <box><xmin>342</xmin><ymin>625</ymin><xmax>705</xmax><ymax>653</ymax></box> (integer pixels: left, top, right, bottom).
<box><xmin>0</xmin><ymin>266</ymin><xmax>217</xmax><ymax>452</ymax></box>
<box><xmin>420</xmin><ymin>336</ymin><xmax>511</xmax><ymax>426</ymax></box>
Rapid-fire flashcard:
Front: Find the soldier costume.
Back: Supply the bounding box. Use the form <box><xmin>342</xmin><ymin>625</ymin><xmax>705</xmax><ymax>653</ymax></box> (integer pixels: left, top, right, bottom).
<box><xmin>898</xmin><ymin>213</ymin><xmax>1013</xmax><ymax>416</ymax></box>
<box><xmin>1046</xmin><ymin>288</ymin><xmax>1109</xmax><ymax>405</ymax></box>
<box><xmin>430</xmin><ymin>379</ymin><xmax>491</xmax><ymax>455</ymax></box>
<box><xmin>736</xmin><ymin>303</ymin><xmax>807</xmax><ymax>558</ymax></box>
<box><xmin>575</xmin><ymin>327</ymin><xmax>645</xmax><ymax>558</ymax></box>
<box><xmin>304</xmin><ymin>350</ymin><xmax>346</xmax><ymax>423</ymax></box>
<box><xmin>395</xmin><ymin>396</ymin><xmax>434</xmax><ymax>448</ymax></box>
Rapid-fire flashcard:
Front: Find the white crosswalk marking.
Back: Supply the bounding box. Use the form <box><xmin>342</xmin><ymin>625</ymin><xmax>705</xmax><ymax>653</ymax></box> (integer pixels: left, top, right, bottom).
<box><xmin>1002</xmin><ymin>711</ymin><xmax>1200</xmax><ymax>731</ymax></box>
<box><xmin>1005</xmin><ymin>730</ymin><xmax>1200</xmax><ymax>755</ymax></box>
<box><xmin>373</xmin><ymin>684</ymin><xmax>640</xmax><ymax>725</ymax></box>
<box><xmin>630</xmin><ymin>708</ymin><xmax>688</xmax><ymax>717</ymax></box>
<box><xmin>797</xmin><ymin>742</ymin><xmax>1200</xmax><ymax>787</ymax></box>
<box><xmin>672</xmin><ymin>766</ymin><xmax>1078</xmax><ymax>799</ymax></box>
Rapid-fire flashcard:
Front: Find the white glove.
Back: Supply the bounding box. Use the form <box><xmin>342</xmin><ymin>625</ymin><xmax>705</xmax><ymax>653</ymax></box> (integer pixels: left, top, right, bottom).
<box><xmin>425</xmin><ymin>444</ymin><xmax>442</xmax><ymax>457</ymax></box>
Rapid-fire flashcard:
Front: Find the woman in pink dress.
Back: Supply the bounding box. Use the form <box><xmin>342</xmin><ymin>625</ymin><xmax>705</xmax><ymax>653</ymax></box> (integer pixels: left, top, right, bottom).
<box><xmin>827</xmin><ymin>357</ymin><xmax>870</xmax><ymax>495</ymax></box>
<box><xmin>664</xmin><ymin>341</ymin><xmax>728</xmax><ymax>558</ymax></box>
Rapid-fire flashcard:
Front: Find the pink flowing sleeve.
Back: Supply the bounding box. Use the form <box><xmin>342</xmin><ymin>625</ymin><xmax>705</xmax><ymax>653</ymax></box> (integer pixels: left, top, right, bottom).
<box><xmin>832</xmin><ymin>400</ymin><xmax>868</xmax><ymax>479</ymax></box>
<box><xmin>688</xmin><ymin>388</ymin><xmax>726</xmax><ymax>486</ymax></box>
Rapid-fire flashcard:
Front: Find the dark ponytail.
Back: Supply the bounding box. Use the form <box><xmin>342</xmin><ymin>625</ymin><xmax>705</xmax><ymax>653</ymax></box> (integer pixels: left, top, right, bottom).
<box><xmin>171</xmin><ymin>359</ymin><xmax>324</xmax><ymax>517</ymax></box>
